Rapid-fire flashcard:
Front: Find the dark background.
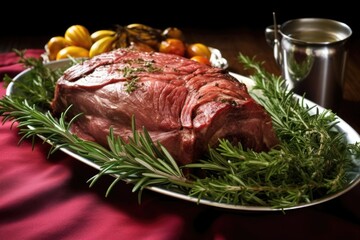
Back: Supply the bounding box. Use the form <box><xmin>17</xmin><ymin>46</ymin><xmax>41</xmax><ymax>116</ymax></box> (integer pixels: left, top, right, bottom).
<box><xmin>1</xmin><ymin>2</ymin><xmax>358</xmax><ymax>38</ymax></box>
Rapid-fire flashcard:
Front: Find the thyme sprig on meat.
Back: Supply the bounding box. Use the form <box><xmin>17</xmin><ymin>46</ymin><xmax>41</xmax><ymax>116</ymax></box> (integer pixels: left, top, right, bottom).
<box><xmin>1</xmin><ymin>51</ymin><xmax>359</xmax><ymax>210</ymax></box>
<box><xmin>121</xmin><ymin>58</ymin><xmax>162</xmax><ymax>93</ymax></box>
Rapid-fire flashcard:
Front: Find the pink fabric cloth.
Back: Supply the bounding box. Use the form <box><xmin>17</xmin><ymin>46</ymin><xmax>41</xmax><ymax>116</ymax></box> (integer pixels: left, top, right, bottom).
<box><xmin>0</xmin><ymin>51</ymin><xmax>359</xmax><ymax>240</ymax></box>
<box><xmin>0</xmin><ymin>49</ymin><xmax>45</xmax><ymax>80</ymax></box>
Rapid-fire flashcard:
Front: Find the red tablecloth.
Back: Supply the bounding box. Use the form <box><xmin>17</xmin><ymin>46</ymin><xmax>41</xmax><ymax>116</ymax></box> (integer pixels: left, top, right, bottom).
<box><xmin>0</xmin><ymin>51</ymin><xmax>359</xmax><ymax>240</ymax></box>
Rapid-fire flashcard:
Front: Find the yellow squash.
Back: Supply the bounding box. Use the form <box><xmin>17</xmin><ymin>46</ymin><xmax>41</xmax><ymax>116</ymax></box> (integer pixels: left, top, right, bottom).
<box><xmin>126</xmin><ymin>23</ymin><xmax>161</xmax><ymax>48</ymax></box>
<box><xmin>46</xmin><ymin>36</ymin><xmax>70</xmax><ymax>61</ymax></box>
<box><xmin>89</xmin><ymin>35</ymin><xmax>117</xmax><ymax>58</ymax></box>
<box><xmin>56</xmin><ymin>46</ymin><xmax>89</xmax><ymax>60</ymax></box>
<box><xmin>90</xmin><ymin>30</ymin><xmax>116</xmax><ymax>42</ymax></box>
<box><xmin>64</xmin><ymin>25</ymin><xmax>93</xmax><ymax>49</ymax></box>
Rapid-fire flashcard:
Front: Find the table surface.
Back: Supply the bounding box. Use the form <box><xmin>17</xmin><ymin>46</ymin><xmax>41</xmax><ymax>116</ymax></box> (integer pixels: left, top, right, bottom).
<box><xmin>1</xmin><ymin>26</ymin><xmax>359</xmax><ymax>239</ymax></box>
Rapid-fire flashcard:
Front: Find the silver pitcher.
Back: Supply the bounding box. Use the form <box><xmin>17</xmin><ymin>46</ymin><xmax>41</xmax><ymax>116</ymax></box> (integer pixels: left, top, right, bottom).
<box><xmin>265</xmin><ymin>18</ymin><xmax>352</xmax><ymax>110</ymax></box>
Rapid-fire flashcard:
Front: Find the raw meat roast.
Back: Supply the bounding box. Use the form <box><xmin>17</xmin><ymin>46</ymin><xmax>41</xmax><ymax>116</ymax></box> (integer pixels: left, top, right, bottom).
<box><xmin>51</xmin><ymin>48</ymin><xmax>278</xmax><ymax>165</ymax></box>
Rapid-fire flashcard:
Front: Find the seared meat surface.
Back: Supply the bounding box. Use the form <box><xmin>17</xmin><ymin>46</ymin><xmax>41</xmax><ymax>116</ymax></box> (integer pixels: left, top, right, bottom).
<box><xmin>51</xmin><ymin>48</ymin><xmax>278</xmax><ymax>165</ymax></box>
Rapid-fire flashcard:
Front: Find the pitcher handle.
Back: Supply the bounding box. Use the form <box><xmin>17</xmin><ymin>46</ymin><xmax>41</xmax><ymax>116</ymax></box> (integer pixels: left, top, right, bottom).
<box><xmin>265</xmin><ymin>25</ymin><xmax>282</xmax><ymax>65</ymax></box>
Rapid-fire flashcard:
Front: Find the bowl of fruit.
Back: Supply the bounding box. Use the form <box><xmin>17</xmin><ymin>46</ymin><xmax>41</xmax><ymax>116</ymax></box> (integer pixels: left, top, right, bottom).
<box><xmin>43</xmin><ymin>23</ymin><xmax>228</xmax><ymax>69</ymax></box>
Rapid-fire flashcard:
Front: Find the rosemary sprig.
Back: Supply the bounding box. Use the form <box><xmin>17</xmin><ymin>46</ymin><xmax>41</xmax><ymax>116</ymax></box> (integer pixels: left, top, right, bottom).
<box><xmin>3</xmin><ymin>49</ymin><xmax>70</xmax><ymax>109</ymax></box>
<box><xmin>0</xmin><ymin>97</ymin><xmax>191</xmax><ymax>202</ymax></box>
<box><xmin>184</xmin><ymin>54</ymin><xmax>359</xmax><ymax>207</ymax></box>
<box><xmin>0</xmin><ymin>51</ymin><xmax>359</xmax><ymax>210</ymax></box>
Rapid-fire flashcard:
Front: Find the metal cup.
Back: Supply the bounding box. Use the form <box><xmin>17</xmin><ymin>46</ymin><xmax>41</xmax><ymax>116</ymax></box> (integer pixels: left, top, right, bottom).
<box><xmin>265</xmin><ymin>18</ymin><xmax>352</xmax><ymax>110</ymax></box>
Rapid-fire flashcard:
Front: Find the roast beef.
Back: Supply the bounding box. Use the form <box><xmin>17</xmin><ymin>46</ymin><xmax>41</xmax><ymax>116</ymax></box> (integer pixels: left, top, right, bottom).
<box><xmin>51</xmin><ymin>48</ymin><xmax>278</xmax><ymax>165</ymax></box>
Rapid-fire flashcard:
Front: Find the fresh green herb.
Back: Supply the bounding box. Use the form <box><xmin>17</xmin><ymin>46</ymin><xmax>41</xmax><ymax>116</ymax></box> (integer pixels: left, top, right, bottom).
<box><xmin>3</xmin><ymin>49</ymin><xmax>62</xmax><ymax>109</ymax></box>
<box><xmin>0</xmin><ymin>52</ymin><xmax>359</xmax><ymax>210</ymax></box>
<box><xmin>121</xmin><ymin>59</ymin><xmax>161</xmax><ymax>93</ymax></box>
<box><xmin>3</xmin><ymin>49</ymin><xmax>75</xmax><ymax>110</ymax></box>
<box><xmin>124</xmin><ymin>76</ymin><xmax>139</xmax><ymax>94</ymax></box>
<box><xmin>143</xmin><ymin>61</ymin><xmax>161</xmax><ymax>72</ymax></box>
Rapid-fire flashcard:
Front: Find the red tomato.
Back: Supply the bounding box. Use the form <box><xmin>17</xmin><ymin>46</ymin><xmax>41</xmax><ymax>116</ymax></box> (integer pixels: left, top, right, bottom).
<box><xmin>186</xmin><ymin>43</ymin><xmax>211</xmax><ymax>59</ymax></box>
<box><xmin>190</xmin><ymin>55</ymin><xmax>211</xmax><ymax>66</ymax></box>
<box><xmin>159</xmin><ymin>38</ymin><xmax>186</xmax><ymax>56</ymax></box>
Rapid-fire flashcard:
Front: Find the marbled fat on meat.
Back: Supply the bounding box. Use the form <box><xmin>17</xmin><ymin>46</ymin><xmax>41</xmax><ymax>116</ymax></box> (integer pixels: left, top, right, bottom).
<box><xmin>51</xmin><ymin>48</ymin><xmax>279</xmax><ymax>165</ymax></box>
